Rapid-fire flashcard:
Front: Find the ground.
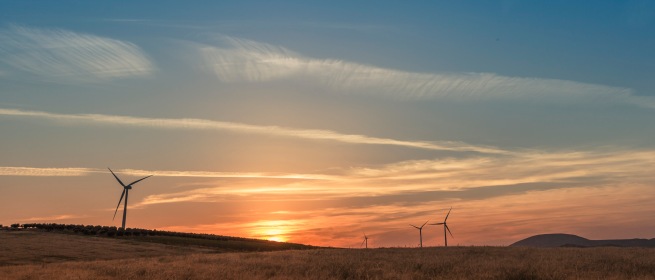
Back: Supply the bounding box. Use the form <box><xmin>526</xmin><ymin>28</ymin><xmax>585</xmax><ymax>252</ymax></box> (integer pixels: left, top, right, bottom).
<box><xmin>1</xmin><ymin>230</ymin><xmax>655</xmax><ymax>279</ymax></box>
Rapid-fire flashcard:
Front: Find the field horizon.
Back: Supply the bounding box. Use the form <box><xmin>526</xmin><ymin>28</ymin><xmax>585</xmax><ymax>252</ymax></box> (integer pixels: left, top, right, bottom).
<box><xmin>3</xmin><ymin>227</ymin><xmax>655</xmax><ymax>279</ymax></box>
<box><xmin>6</xmin><ymin>222</ymin><xmax>652</xmax><ymax>249</ymax></box>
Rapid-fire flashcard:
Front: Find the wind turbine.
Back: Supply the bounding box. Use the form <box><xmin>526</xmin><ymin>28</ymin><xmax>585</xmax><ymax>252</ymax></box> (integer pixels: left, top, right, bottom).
<box><xmin>360</xmin><ymin>234</ymin><xmax>369</xmax><ymax>249</ymax></box>
<box><xmin>410</xmin><ymin>220</ymin><xmax>429</xmax><ymax>248</ymax></box>
<box><xmin>430</xmin><ymin>207</ymin><xmax>453</xmax><ymax>247</ymax></box>
<box><xmin>109</xmin><ymin>168</ymin><xmax>152</xmax><ymax>230</ymax></box>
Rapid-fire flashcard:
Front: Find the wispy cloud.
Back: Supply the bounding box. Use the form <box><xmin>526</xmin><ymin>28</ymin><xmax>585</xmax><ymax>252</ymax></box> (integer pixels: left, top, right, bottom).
<box><xmin>116</xmin><ymin>169</ymin><xmax>335</xmax><ymax>180</ymax></box>
<box><xmin>0</xmin><ymin>167</ymin><xmax>93</xmax><ymax>176</ymax></box>
<box><xmin>7</xmin><ymin>148</ymin><xmax>653</xmax><ymax>207</ymax></box>
<box><xmin>133</xmin><ymin>148</ymin><xmax>655</xmax><ymax>207</ymax></box>
<box><xmin>150</xmin><ymin>150</ymin><xmax>655</xmax><ymax>246</ymax></box>
<box><xmin>0</xmin><ymin>25</ymin><xmax>154</xmax><ymax>82</ymax></box>
<box><xmin>156</xmin><ymin>181</ymin><xmax>655</xmax><ymax>247</ymax></box>
<box><xmin>0</xmin><ymin>166</ymin><xmax>334</xmax><ymax>180</ymax></box>
<box><xmin>23</xmin><ymin>214</ymin><xmax>87</xmax><ymax>222</ymax></box>
<box><xmin>0</xmin><ymin>108</ymin><xmax>507</xmax><ymax>154</ymax></box>
<box><xmin>200</xmin><ymin>37</ymin><xmax>654</xmax><ymax>108</ymax></box>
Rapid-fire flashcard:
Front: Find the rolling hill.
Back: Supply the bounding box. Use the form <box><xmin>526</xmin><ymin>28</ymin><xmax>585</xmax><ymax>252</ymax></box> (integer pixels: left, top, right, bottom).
<box><xmin>511</xmin><ymin>233</ymin><xmax>655</xmax><ymax>247</ymax></box>
<box><xmin>0</xmin><ymin>223</ymin><xmax>317</xmax><ymax>266</ymax></box>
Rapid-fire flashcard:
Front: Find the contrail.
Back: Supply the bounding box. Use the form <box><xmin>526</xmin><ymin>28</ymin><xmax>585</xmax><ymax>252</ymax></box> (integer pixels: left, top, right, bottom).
<box><xmin>0</xmin><ymin>108</ymin><xmax>509</xmax><ymax>154</ymax></box>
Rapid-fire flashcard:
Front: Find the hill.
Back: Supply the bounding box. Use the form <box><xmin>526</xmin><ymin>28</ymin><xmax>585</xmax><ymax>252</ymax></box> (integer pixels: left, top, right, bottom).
<box><xmin>0</xmin><ymin>229</ymin><xmax>211</xmax><ymax>266</ymax></box>
<box><xmin>0</xmin><ymin>223</ymin><xmax>316</xmax><ymax>266</ymax></box>
<box><xmin>511</xmin><ymin>233</ymin><xmax>655</xmax><ymax>247</ymax></box>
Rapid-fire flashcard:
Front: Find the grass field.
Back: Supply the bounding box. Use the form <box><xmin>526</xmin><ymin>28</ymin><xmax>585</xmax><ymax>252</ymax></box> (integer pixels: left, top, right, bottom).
<box><xmin>2</xmin><ymin>230</ymin><xmax>655</xmax><ymax>279</ymax></box>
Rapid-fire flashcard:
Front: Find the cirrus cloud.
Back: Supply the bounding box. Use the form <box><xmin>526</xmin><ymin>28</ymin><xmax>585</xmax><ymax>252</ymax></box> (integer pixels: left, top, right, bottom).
<box><xmin>0</xmin><ymin>25</ymin><xmax>154</xmax><ymax>82</ymax></box>
<box><xmin>200</xmin><ymin>37</ymin><xmax>655</xmax><ymax>109</ymax></box>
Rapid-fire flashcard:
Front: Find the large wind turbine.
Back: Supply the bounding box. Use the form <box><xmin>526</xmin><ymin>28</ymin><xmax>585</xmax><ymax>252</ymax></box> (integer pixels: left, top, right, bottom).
<box><xmin>410</xmin><ymin>220</ymin><xmax>429</xmax><ymax>248</ymax></box>
<box><xmin>430</xmin><ymin>207</ymin><xmax>453</xmax><ymax>247</ymax></box>
<box><xmin>361</xmin><ymin>234</ymin><xmax>369</xmax><ymax>249</ymax></box>
<box><xmin>109</xmin><ymin>168</ymin><xmax>152</xmax><ymax>230</ymax></box>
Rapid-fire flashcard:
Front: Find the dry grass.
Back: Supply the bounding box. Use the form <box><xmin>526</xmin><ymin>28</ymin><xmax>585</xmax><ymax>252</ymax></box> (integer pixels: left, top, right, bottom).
<box><xmin>3</xmin><ymin>244</ymin><xmax>655</xmax><ymax>279</ymax></box>
<box><xmin>2</xmin><ymin>230</ymin><xmax>655</xmax><ymax>279</ymax></box>
<box><xmin>0</xmin><ymin>230</ymin><xmax>212</xmax><ymax>266</ymax></box>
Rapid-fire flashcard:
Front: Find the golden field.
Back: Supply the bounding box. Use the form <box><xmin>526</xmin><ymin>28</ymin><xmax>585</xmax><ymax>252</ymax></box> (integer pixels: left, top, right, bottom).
<box><xmin>2</xmin><ymin>230</ymin><xmax>655</xmax><ymax>279</ymax></box>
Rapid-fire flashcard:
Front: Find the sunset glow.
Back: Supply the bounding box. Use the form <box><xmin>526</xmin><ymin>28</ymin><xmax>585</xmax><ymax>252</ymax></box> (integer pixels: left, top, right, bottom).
<box><xmin>1</xmin><ymin>1</ymin><xmax>655</xmax><ymax>248</ymax></box>
<box><xmin>250</xmin><ymin>220</ymin><xmax>299</xmax><ymax>243</ymax></box>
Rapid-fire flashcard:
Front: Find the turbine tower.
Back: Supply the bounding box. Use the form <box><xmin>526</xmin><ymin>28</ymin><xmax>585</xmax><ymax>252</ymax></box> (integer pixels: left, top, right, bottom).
<box><xmin>430</xmin><ymin>207</ymin><xmax>453</xmax><ymax>247</ymax></box>
<box><xmin>109</xmin><ymin>168</ymin><xmax>152</xmax><ymax>230</ymax></box>
<box><xmin>361</xmin><ymin>234</ymin><xmax>369</xmax><ymax>249</ymax></box>
<box><xmin>410</xmin><ymin>220</ymin><xmax>429</xmax><ymax>248</ymax></box>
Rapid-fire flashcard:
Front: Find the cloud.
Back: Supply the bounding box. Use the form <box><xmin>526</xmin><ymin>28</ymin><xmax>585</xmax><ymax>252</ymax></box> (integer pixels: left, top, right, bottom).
<box><xmin>148</xmin><ymin>148</ymin><xmax>655</xmax><ymax>246</ymax></box>
<box><xmin>156</xmin><ymin>182</ymin><xmax>655</xmax><ymax>247</ymax></box>
<box><xmin>0</xmin><ymin>167</ymin><xmax>93</xmax><ymax>176</ymax></box>
<box><xmin>5</xmin><ymin>147</ymin><xmax>643</xmax><ymax>210</ymax></box>
<box><xmin>200</xmin><ymin>37</ymin><xmax>654</xmax><ymax>108</ymax></box>
<box><xmin>0</xmin><ymin>25</ymin><xmax>154</xmax><ymax>81</ymax></box>
<box><xmin>22</xmin><ymin>214</ymin><xmax>87</xmax><ymax>222</ymax></box>
<box><xmin>116</xmin><ymin>169</ymin><xmax>335</xmax><ymax>180</ymax></box>
<box><xmin>133</xmin><ymin>148</ymin><xmax>655</xmax><ymax>207</ymax></box>
<box><xmin>0</xmin><ymin>108</ymin><xmax>507</xmax><ymax>154</ymax></box>
<box><xmin>0</xmin><ymin>166</ymin><xmax>335</xmax><ymax>180</ymax></box>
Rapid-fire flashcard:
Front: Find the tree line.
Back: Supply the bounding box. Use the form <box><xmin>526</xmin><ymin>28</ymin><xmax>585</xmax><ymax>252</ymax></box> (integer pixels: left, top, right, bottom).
<box><xmin>2</xmin><ymin>223</ymin><xmax>278</xmax><ymax>243</ymax></box>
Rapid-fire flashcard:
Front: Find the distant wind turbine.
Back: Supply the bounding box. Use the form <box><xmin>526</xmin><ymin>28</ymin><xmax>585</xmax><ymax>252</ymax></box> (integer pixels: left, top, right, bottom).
<box><xmin>410</xmin><ymin>220</ymin><xmax>429</xmax><ymax>248</ymax></box>
<box><xmin>361</xmin><ymin>234</ymin><xmax>369</xmax><ymax>249</ymax></box>
<box><xmin>109</xmin><ymin>168</ymin><xmax>152</xmax><ymax>230</ymax></box>
<box><xmin>430</xmin><ymin>207</ymin><xmax>453</xmax><ymax>247</ymax></box>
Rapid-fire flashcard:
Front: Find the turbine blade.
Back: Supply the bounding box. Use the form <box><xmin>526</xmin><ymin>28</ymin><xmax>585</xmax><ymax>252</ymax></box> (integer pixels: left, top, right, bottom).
<box><xmin>446</xmin><ymin>224</ymin><xmax>454</xmax><ymax>238</ymax></box>
<box><xmin>430</xmin><ymin>223</ymin><xmax>444</xmax><ymax>225</ymax></box>
<box><xmin>421</xmin><ymin>220</ymin><xmax>429</xmax><ymax>228</ymax></box>
<box><xmin>128</xmin><ymin>175</ymin><xmax>153</xmax><ymax>186</ymax></box>
<box><xmin>410</xmin><ymin>224</ymin><xmax>419</xmax><ymax>229</ymax></box>
<box><xmin>108</xmin><ymin>168</ymin><xmax>126</xmax><ymax>187</ymax></box>
<box><xmin>113</xmin><ymin>189</ymin><xmax>126</xmax><ymax>220</ymax></box>
<box><xmin>444</xmin><ymin>207</ymin><xmax>452</xmax><ymax>222</ymax></box>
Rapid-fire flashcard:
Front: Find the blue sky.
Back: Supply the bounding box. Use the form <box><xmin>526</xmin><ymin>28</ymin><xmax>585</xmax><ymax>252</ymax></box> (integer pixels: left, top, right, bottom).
<box><xmin>1</xmin><ymin>1</ymin><xmax>654</xmax><ymax>246</ymax></box>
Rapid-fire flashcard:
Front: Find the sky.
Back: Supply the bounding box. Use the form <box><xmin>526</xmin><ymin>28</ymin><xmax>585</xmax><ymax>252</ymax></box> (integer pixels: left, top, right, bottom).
<box><xmin>1</xmin><ymin>1</ymin><xmax>654</xmax><ymax>247</ymax></box>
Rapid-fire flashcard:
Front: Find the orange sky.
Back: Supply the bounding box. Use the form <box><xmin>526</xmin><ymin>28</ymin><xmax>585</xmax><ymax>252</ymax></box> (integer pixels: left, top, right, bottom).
<box><xmin>2</xmin><ymin>2</ymin><xmax>655</xmax><ymax>247</ymax></box>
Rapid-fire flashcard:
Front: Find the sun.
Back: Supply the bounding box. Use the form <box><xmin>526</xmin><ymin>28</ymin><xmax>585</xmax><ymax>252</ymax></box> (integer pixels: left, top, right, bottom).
<box><xmin>251</xmin><ymin>220</ymin><xmax>299</xmax><ymax>243</ymax></box>
<box><xmin>268</xmin><ymin>236</ymin><xmax>285</xmax><ymax>242</ymax></box>
<box><xmin>261</xmin><ymin>228</ymin><xmax>287</xmax><ymax>242</ymax></box>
